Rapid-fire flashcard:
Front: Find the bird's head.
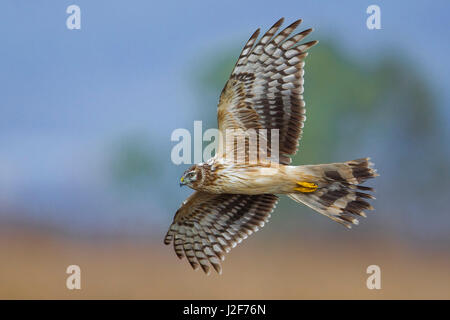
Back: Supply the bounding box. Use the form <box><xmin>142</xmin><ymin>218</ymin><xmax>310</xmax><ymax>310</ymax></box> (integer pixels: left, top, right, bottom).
<box><xmin>179</xmin><ymin>165</ymin><xmax>201</xmax><ymax>187</ymax></box>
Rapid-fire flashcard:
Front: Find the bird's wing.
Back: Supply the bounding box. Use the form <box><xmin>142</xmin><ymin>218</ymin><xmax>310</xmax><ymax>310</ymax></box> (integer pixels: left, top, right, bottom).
<box><xmin>217</xmin><ymin>18</ymin><xmax>317</xmax><ymax>164</ymax></box>
<box><xmin>164</xmin><ymin>191</ymin><xmax>278</xmax><ymax>274</ymax></box>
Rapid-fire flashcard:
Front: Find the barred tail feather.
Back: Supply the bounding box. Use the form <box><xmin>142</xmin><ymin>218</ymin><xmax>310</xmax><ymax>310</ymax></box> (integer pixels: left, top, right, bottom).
<box><xmin>289</xmin><ymin>158</ymin><xmax>378</xmax><ymax>228</ymax></box>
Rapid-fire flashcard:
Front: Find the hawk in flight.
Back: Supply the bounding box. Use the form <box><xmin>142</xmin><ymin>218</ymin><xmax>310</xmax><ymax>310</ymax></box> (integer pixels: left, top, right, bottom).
<box><xmin>164</xmin><ymin>18</ymin><xmax>378</xmax><ymax>275</ymax></box>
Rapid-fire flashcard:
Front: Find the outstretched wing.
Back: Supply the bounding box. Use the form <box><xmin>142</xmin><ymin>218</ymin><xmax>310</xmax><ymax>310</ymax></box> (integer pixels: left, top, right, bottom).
<box><xmin>164</xmin><ymin>192</ymin><xmax>278</xmax><ymax>275</ymax></box>
<box><xmin>217</xmin><ymin>18</ymin><xmax>318</xmax><ymax>164</ymax></box>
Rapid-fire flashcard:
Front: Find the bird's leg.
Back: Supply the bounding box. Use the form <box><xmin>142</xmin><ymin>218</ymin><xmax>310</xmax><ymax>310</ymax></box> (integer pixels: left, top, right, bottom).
<box><xmin>294</xmin><ymin>181</ymin><xmax>318</xmax><ymax>193</ymax></box>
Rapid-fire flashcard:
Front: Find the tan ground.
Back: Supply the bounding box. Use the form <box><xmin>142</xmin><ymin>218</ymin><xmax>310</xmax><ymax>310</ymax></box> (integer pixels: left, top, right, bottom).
<box><xmin>1</xmin><ymin>225</ymin><xmax>449</xmax><ymax>299</ymax></box>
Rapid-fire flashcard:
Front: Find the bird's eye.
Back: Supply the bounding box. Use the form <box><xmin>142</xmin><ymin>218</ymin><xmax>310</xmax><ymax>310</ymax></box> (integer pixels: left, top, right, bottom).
<box><xmin>186</xmin><ymin>171</ymin><xmax>195</xmax><ymax>179</ymax></box>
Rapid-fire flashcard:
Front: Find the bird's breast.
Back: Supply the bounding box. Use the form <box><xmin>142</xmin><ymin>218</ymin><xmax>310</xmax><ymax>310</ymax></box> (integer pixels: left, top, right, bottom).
<box><xmin>195</xmin><ymin>162</ymin><xmax>290</xmax><ymax>195</ymax></box>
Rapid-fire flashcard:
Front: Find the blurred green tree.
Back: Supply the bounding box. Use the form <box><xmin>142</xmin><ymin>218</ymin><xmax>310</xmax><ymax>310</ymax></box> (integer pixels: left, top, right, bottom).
<box><xmin>109</xmin><ymin>133</ymin><xmax>157</xmax><ymax>193</ymax></box>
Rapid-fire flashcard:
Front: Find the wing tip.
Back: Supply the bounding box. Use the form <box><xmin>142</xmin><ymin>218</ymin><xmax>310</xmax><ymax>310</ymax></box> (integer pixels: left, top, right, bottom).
<box><xmin>274</xmin><ymin>17</ymin><xmax>285</xmax><ymax>27</ymax></box>
<box><xmin>287</xmin><ymin>18</ymin><xmax>302</xmax><ymax>30</ymax></box>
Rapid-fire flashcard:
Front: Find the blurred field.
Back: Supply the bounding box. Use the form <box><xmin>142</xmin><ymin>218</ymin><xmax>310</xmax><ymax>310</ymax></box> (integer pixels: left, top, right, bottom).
<box><xmin>1</xmin><ymin>223</ymin><xmax>449</xmax><ymax>300</ymax></box>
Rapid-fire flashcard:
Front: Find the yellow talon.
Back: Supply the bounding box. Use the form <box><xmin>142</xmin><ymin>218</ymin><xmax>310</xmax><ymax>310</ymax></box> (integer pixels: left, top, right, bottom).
<box><xmin>294</xmin><ymin>181</ymin><xmax>318</xmax><ymax>193</ymax></box>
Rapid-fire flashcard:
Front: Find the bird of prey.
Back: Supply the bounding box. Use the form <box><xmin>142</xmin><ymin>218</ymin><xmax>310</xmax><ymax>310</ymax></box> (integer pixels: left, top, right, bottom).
<box><xmin>164</xmin><ymin>18</ymin><xmax>378</xmax><ymax>275</ymax></box>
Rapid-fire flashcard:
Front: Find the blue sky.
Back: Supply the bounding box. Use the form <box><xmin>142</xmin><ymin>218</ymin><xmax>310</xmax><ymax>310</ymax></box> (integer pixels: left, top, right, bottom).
<box><xmin>0</xmin><ymin>1</ymin><xmax>449</xmax><ymax>234</ymax></box>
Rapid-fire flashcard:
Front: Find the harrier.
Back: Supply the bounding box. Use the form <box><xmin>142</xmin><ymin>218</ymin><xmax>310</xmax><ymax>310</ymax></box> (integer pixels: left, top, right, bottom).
<box><xmin>164</xmin><ymin>18</ymin><xmax>378</xmax><ymax>275</ymax></box>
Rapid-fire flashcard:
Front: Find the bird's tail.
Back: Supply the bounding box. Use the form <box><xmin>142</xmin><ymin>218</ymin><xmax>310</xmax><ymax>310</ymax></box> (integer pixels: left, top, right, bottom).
<box><xmin>288</xmin><ymin>158</ymin><xmax>378</xmax><ymax>228</ymax></box>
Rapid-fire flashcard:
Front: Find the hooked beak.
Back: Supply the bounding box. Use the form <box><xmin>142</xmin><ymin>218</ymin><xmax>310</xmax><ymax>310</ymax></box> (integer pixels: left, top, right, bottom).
<box><xmin>179</xmin><ymin>176</ymin><xmax>185</xmax><ymax>187</ymax></box>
